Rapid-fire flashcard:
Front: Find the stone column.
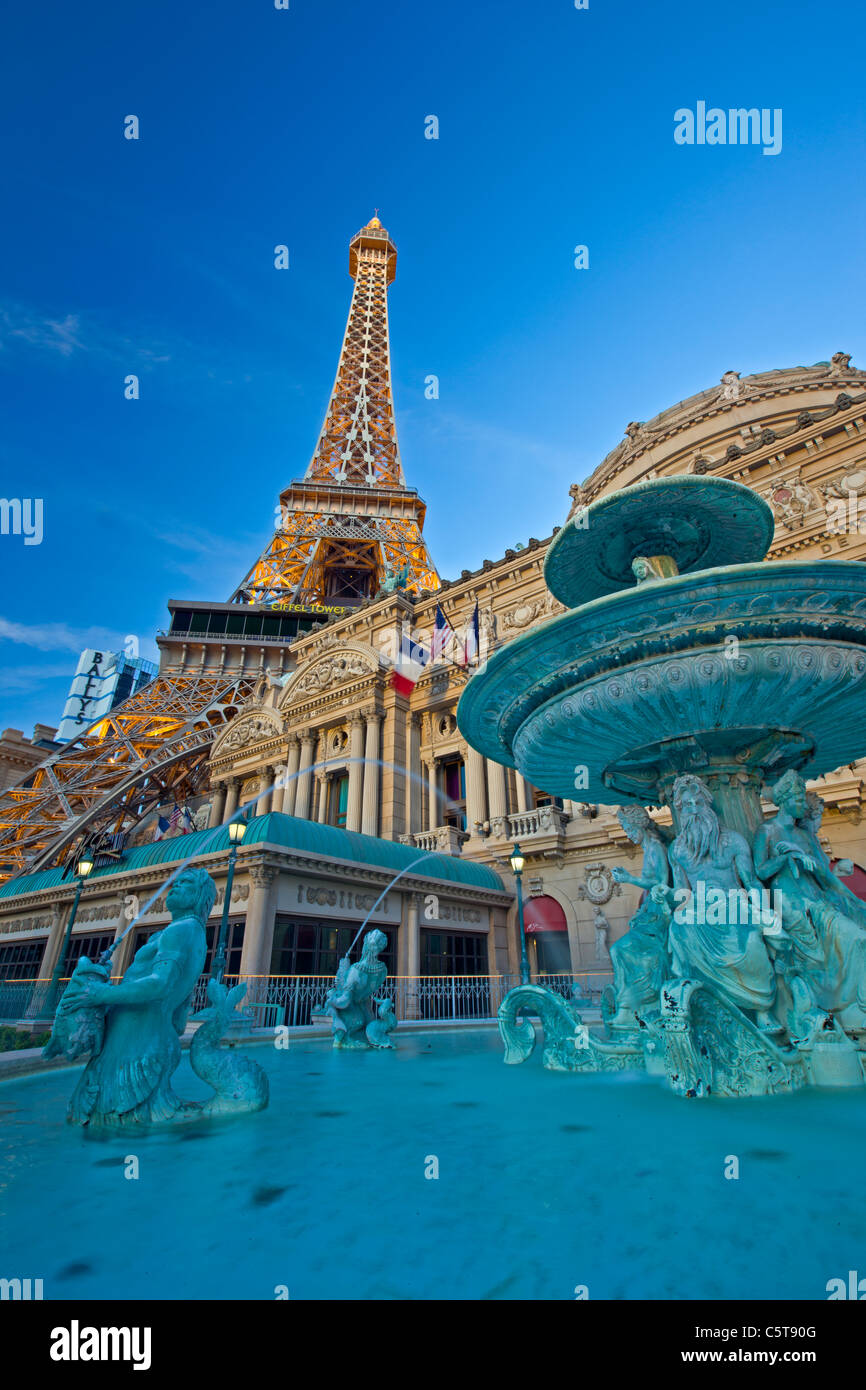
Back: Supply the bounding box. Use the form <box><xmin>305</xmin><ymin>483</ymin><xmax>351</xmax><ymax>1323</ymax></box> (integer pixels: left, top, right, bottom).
<box><xmin>280</xmin><ymin>736</ymin><xmax>300</xmax><ymax>815</ymax></box>
<box><xmin>207</xmin><ymin>782</ymin><xmax>227</xmax><ymax>829</ymax></box>
<box><xmin>223</xmin><ymin>778</ymin><xmax>240</xmax><ymax>823</ymax></box>
<box><xmin>294</xmin><ymin>735</ymin><xmax>315</xmax><ymax>819</ymax></box>
<box><xmin>316</xmin><ymin>773</ymin><xmax>330</xmax><ymax>824</ymax></box>
<box><xmin>111</xmin><ymin>916</ymin><xmax>140</xmax><ymax>979</ymax></box>
<box><xmin>466</xmin><ymin>745</ymin><xmax>487</xmax><ymax>834</ymax></box>
<box><xmin>38</xmin><ymin>904</ymin><xmax>68</xmax><ymax>986</ymax></box>
<box><xmin>515</xmin><ymin>773</ymin><xmax>530</xmax><ymax>814</ymax></box>
<box><xmin>258</xmin><ymin>768</ymin><xmax>273</xmax><ymax>817</ymax></box>
<box><xmin>486</xmin><ymin>758</ymin><xmax>508</xmax><ymax>835</ymax></box>
<box><xmin>426</xmin><ymin>757</ymin><xmax>439</xmax><ymax>831</ymax></box>
<box><xmin>346</xmin><ymin>715</ymin><xmax>365</xmax><ymax>832</ymax></box>
<box><xmin>361</xmin><ymin>713</ymin><xmax>381</xmax><ymax>836</ymax></box>
<box><xmin>407</xmin><ymin>712</ymin><xmax>422</xmax><ymax>834</ymax></box>
<box><xmin>380</xmin><ymin>690</ymin><xmax>408</xmax><ymax>840</ymax></box>
<box><xmin>405</xmin><ymin>892</ymin><xmax>423</xmax><ymax>1019</ymax></box>
<box><xmin>238</xmin><ymin>864</ymin><xmax>279</xmax><ymax>994</ymax></box>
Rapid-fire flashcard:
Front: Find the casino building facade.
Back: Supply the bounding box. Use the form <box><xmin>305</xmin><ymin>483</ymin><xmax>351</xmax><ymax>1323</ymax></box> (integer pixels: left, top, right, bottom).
<box><xmin>1</xmin><ymin>214</ymin><xmax>865</xmax><ymax>1013</ymax></box>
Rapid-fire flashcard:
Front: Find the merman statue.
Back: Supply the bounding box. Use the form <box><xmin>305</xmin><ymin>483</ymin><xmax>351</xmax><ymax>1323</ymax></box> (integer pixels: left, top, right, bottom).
<box><xmin>323</xmin><ymin>928</ymin><xmax>397</xmax><ymax>1049</ymax></box>
<box><xmin>44</xmin><ymin>865</ymin><xmax>269</xmax><ymax>1127</ymax></box>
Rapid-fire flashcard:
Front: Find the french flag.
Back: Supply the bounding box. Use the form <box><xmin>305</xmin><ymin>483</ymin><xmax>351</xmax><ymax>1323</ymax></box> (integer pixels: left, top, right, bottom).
<box><xmin>389</xmin><ymin>623</ymin><xmax>429</xmax><ymax>697</ymax></box>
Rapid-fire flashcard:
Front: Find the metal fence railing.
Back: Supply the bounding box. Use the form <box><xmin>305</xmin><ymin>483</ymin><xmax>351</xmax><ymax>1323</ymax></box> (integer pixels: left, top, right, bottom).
<box><xmin>1</xmin><ymin>970</ymin><xmax>614</xmax><ymax>1034</ymax></box>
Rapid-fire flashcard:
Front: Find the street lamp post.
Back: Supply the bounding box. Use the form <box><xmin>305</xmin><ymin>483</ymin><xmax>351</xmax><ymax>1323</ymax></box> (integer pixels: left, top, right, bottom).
<box><xmin>46</xmin><ymin>853</ymin><xmax>95</xmax><ymax>1007</ymax></box>
<box><xmin>211</xmin><ymin>817</ymin><xmax>247</xmax><ymax>982</ymax></box>
<box><xmin>510</xmin><ymin>842</ymin><xmax>531</xmax><ymax>985</ymax></box>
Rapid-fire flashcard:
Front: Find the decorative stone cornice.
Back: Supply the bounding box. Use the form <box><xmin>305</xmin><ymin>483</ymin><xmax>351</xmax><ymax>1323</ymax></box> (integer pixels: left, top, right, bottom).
<box><xmin>582</xmin><ymin>369</ymin><xmax>866</xmax><ymax>501</ymax></box>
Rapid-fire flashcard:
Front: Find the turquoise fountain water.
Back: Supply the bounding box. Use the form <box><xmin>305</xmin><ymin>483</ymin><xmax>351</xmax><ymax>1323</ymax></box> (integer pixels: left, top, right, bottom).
<box><xmin>3</xmin><ymin>1028</ymin><xmax>866</xmax><ymax>1300</ymax></box>
<box><xmin>457</xmin><ymin>475</ymin><xmax>866</xmax><ymax>1097</ymax></box>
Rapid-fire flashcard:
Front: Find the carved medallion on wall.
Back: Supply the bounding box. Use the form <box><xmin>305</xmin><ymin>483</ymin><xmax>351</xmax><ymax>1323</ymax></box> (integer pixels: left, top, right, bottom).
<box><xmin>576</xmin><ymin>863</ymin><xmax>621</xmax><ymax>905</ymax></box>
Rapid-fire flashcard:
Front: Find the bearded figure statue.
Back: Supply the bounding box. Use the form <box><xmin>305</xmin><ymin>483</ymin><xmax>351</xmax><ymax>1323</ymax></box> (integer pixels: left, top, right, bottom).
<box><xmin>667</xmin><ymin>774</ymin><xmax>780</xmax><ymax>1032</ymax></box>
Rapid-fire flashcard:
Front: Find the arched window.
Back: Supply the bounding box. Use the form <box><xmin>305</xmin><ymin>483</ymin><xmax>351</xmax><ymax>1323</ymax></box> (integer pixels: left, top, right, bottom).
<box><xmin>524</xmin><ymin>895</ymin><xmax>571</xmax><ymax>974</ymax></box>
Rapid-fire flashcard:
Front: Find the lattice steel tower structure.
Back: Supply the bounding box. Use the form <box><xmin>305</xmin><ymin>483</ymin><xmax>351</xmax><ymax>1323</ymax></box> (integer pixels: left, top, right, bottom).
<box><xmin>0</xmin><ymin>215</ymin><xmax>438</xmax><ymax>883</ymax></box>
<box><xmin>232</xmin><ymin>215</ymin><xmax>440</xmax><ymax>607</ymax></box>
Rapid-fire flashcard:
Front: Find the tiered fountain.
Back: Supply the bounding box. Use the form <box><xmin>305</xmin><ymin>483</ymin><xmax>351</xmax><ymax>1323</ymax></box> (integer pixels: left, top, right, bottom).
<box><xmin>457</xmin><ymin>475</ymin><xmax>866</xmax><ymax>1096</ymax></box>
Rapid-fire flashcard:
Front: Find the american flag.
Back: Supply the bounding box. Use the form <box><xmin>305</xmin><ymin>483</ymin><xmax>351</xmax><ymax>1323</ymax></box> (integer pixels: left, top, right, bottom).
<box><xmin>169</xmin><ymin>805</ymin><xmax>181</xmax><ymax>831</ymax></box>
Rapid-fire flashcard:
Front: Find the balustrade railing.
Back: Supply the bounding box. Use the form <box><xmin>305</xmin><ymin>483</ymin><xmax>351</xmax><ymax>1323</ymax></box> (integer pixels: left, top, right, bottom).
<box><xmin>505</xmin><ymin>806</ymin><xmax>569</xmax><ymax>839</ymax></box>
<box><xmin>0</xmin><ymin>969</ymin><xmax>614</xmax><ymax>1035</ymax></box>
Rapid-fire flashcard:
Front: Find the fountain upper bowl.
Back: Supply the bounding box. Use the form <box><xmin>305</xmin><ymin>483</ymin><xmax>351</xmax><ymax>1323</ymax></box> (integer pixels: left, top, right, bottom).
<box><xmin>456</xmin><ymin>559</ymin><xmax>866</xmax><ymax>804</ymax></box>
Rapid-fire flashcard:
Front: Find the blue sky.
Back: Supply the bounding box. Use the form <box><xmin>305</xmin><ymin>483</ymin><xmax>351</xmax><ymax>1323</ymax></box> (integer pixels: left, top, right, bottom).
<box><xmin>0</xmin><ymin>0</ymin><xmax>864</xmax><ymax>735</ymax></box>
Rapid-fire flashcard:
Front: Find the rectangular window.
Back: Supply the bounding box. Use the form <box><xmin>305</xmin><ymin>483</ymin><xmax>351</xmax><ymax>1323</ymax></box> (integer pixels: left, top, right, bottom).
<box><xmin>133</xmin><ymin>920</ymin><xmax>246</xmax><ymax>981</ymax></box>
<box><xmin>63</xmin><ymin>932</ymin><xmax>115</xmax><ymax>975</ymax></box>
<box><xmin>0</xmin><ymin>939</ymin><xmax>47</xmax><ymax>981</ymax></box>
<box><xmin>329</xmin><ymin>774</ymin><xmax>349</xmax><ymax>828</ymax></box>
<box><xmin>532</xmin><ymin>788</ymin><xmax>563</xmax><ymax>810</ymax></box>
<box><xmin>420</xmin><ymin>929</ymin><xmax>486</xmax><ymax>975</ymax></box>
<box><xmin>440</xmin><ymin>757</ymin><xmax>467</xmax><ymax>831</ymax></box>
<box><xmin>270</xmin><ymin>918</ymin><xmax>395</xmax><ymax>978</ymax></box>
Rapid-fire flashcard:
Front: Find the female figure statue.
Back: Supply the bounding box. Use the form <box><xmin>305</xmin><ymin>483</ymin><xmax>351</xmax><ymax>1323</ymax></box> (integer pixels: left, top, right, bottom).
<box><xmin>755</xmin><ymin>770</ymin><xmax>866</xmax><ymax>1031</ymax></box>
<box><xmin>606</xmin><ymin>806</ymin><xmax>673</xmax><ymax>1030</ymax></box>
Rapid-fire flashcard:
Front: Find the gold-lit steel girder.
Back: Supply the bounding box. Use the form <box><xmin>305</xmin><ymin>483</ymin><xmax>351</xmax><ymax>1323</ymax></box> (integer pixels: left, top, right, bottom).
<box><xmin>0</xmin><ymin>672</ymin><xmax>255</xmax><ymax>883</ymax></box>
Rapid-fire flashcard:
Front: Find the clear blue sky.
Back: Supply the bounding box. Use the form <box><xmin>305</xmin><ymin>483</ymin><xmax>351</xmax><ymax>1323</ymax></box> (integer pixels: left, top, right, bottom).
<box><xmin>1</xmin><ymin>0</ymin><xmax>864</xmax><ymax>735</ymax></box>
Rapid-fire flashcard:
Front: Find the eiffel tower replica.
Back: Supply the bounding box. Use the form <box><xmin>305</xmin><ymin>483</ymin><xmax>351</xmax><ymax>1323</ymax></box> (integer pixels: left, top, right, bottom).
<box><xmin>0</xmin><ymin>215</ymin><xmax>439</xmax><ymax>883</ymax></box>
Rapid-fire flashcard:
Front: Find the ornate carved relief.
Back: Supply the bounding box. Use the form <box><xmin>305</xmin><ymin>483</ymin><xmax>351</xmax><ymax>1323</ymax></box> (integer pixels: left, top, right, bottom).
<box><xmin>215</xmin><ymin>712</ymin><xmax>282</xmax><ymax>754</ymax></box>
<box><xmin>762</xmin><ymin>472</ymin><xmax>818</xmax><ymax>530</ymax></box>
<box><xmin>288</xmin><ymin>649</ymin><xmax>376</xmax><ymax>697</ymax></box>
<box><xmin>576</xmin><ymin>863</ymin><xmax>622</xmax><ymax>905</ymax></box>
<box><xmin>501</xmin><ymin>593</ymin><xmax>564</xmax><ymax>634</ymax></box>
